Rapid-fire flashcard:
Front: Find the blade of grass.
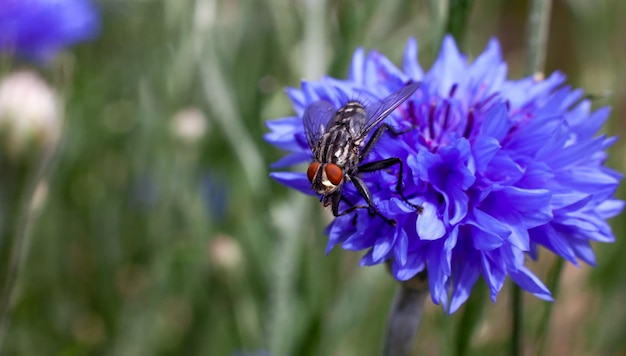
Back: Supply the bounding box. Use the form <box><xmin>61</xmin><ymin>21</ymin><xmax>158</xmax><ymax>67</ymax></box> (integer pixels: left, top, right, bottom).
<box><xmin>455</xmin><ymin>280</ymin><xmax>487</xmax><ymax>356</ymax></box>
<box><xmin>445</xmin><ymin>0</ymin><xmax>474</xmax><ymax>49</ymax></box>
<box><xmin>515</xmin><ymin>1</ymin><xmax>554</xmax><ymax>355</ymax></box>
<box><xmin>536</xmin><ymin>258</ymin><xmax>564</xmax><ymax>355</ymax></box>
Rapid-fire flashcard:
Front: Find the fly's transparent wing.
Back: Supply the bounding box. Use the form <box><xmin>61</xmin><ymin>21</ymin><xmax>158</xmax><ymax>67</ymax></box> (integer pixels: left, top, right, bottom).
<box><xmin>302</xmin><ymin>100</ymin><xmax>336</xmax><ymax>149</ymax></box>
<box><xmin>357</xmin><ymin>82</ymin><xmax>420</xmax><ymax>140</ymax></box>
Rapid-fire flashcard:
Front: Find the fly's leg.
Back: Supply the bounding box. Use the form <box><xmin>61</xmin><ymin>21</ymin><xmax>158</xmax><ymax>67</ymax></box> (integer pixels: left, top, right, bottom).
<box><xmin>358</xmin><ymin>158</ymin><xmax>423</xmax><ymax>213</ymax></box>
<box><xmin>359</xmin><ymin>123</ymin><xmax>422</xmax><ymax>213</ymax></box>
<box><xmin>329</xmin><ymin>176</ymin><xmax>396</xmax><ymax>226</ymax></box>
<box><xmin>339</xmin><ymin>196</ymin><xmax>375</xmax><ymax>226</ymax></box>
<box><xmin>360</xmin><ymin>123</ymin><xmax>414</xmax><ymax>159</ymax></box>
<box><xmin>326</xmin><ymin>124</ymin><xmax>418</xmax><ymax>226</ymax></box>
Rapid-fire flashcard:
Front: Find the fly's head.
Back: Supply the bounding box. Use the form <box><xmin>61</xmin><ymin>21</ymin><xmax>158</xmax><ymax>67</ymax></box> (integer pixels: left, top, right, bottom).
<box><xmin>307</xmin><ymin>161</ymin><xmax>344</xmax><ymax>195</ymax></box>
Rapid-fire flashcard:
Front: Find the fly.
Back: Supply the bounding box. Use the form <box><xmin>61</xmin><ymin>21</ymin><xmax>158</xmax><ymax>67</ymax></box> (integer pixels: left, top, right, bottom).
<box><xmin>303</xmin><ymin>82</ymin><xmax>422</xmax><ymax>225</ymax></box>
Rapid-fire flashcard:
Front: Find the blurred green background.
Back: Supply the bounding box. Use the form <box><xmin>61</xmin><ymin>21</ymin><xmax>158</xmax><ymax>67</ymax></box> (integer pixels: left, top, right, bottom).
<box><xmin>1</xmin><ymin>0</ymin><xmax>625</xmax><ymax>355</ymax></box>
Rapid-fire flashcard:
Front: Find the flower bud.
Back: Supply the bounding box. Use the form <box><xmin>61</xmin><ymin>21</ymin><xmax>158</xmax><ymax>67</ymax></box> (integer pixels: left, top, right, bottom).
<box><xmin>0</xmin><ymin>71</ymin><xmax>62</xmax><ymax>159</ymax></box>
<box><xmin>170</xmin><ymin>107</ymin><xmax>209</xmax><ymax>145</ymax></box>
<box><xmin>208</xmin><ymin>234</ymin><xmax>243</xmax><ymax>274</ymax></box>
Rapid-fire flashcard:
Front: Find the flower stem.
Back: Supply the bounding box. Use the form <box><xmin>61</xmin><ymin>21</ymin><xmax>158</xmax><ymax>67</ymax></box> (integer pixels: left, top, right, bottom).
<box><xmin>525</xmin><ymin>0</ymin><xmax>553</xmax><ymax>75</ymax></box>
<box><xmin>445</xmin><ymin>0</ymin><xmax>475</xmax><ymax>48</ymax></box>
<box><xmin>383</xmin><ymin>271</ymin><xmax>428</xmax><ymax>356</ymax></box>
<box><xmin>455</xmin><ymin>280</ymin><xmax>486</xmax><ymax>356</ymax></box>
<box><xmin>513</xmin><ymin>1</ymin><xmax>553</xmax><ymax>354</ymax></box>
<box><xmin>511</xmin><ymin>284</ymin><xmax>523</xmax><ymax>356</ymax></box>
<box><xmin>0</xmin><ymin>152</ymin><xmax>56</xmax><ymax>348</ymax></box>
<box><xmin>536</xmin><ymin>258</ymin><xmax>564</xmax><ymax>356</ymax></box>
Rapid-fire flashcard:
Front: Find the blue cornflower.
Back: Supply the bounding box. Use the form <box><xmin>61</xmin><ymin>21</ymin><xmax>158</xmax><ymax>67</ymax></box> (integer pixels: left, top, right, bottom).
<box><xmin>265</xmin><ymin>36</ymin><xmax>623</xmax><ymax>312</ymax></box>
<box><xmin>0</xmin><ymin>0</ymin><xmax>100</xmax><ymax>62</ymax></box>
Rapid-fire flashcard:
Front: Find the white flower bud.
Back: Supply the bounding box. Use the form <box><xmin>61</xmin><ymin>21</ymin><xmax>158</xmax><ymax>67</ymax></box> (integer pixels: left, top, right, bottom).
<box><xmin>208</xmin><ymin>235</ymin><xmax>243</xmax><ymax>274</ymax></box>
<box><xmin>0</xmin><ymin>71</ymin><xmax>62</xmax><ymax>159</ymax></box>
<box><xmin>170</xmin><ymin>107</ymin><xmax>209</xmax><ymax>145</ymax></box>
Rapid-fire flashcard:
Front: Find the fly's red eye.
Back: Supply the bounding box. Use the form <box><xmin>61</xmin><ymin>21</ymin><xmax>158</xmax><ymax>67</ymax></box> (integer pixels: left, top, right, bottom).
<box><xmin>307</xmin><ymin>162</ymin><xmax>320</xmax><ymax>183</ymax></box>
<box><xmin>324</xmin><ymin>163</ymin><xmax>343</xmax><ymax>185</ymax></box>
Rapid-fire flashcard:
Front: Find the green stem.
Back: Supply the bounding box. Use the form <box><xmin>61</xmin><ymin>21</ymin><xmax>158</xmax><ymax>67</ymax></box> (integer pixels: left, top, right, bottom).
<box><xmin>514</xmin><ymin>0</ymin><xmax>553</xmax><ymax>354</ymax></box>
<box><xmin>455</xmin><ymin>280</ymin><xmax>486</xmax><ymax>356</ymax></box>
<box><xmin>511</xmin><ymin>284</ymin><xmax>523</xmax><ymax>356</ymax></box>
<box><xmin>525</xmin><ymin>0</ymin><xmax>553</xmax><ymax>75</ymax></box>
<box><xmin>0</xmin><ymin>150</ymin><xmax>56</xmax><ymax>349</ymax></box>
<box><xmin>382</xmin><ymin>271</ymin><xmax>428</xmax><ymax>356</ymax></box>
<box><xmin>536</xmin><ymin>258</ymin><xmax>564</xmax><ymax>356</ymax></box>
<box><xmin>445</xmin><ymin>0</ymin><xmax>475</xmax><ymax>48</ymax></box>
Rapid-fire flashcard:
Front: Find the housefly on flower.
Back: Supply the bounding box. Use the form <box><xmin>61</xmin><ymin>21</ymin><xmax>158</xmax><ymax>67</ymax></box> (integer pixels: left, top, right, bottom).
<box><xmin>303</xmin><ymin>82</ymin><xmax>422</xmax><ymax>225</ymax></box>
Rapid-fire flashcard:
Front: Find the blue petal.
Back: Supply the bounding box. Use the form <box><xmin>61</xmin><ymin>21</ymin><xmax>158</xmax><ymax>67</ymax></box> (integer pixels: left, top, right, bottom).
<box><xmin>430</xmin><ymin>139</ymin><xmax>475</xmax><ymax>224</ymax></box>
<box><xmin>554</xmin><ymin>211</ymin><xmax>615</xmax><ymax>243</ymax></box>
<box><xmin>465</xmin><ymin>208</ymin><xmax>510</xmax><ymax>250</ymax></box>
<box><xmin>364</xmin><ymin>51</ymin><xmax>408</xmax><ymax>91</ymax></box>
<box><xmin>484</xmin><ymin>151</ymin><xmax>523</xmax><ymax>185</ymax></box>
<box><xmin>530</xmin><ymin>225</ymin><xmax>578</xmax><ymax>265</ymax></box>
<box><xmin>426</xmin><ymin>250</ymin><xmax>448</xmax><ymax>305</ymax></box>
<box><xmin>359</xmin><ymin>249</ymin><xmax>378</xmax><ymax>266</ymax></box>
<box><xmin>444</xmin><ymin>186</ymin><xmax>470</xmax><ymax>225</ymax></box>
<box><xmin>270</xmin><ymin>152</ymin><xmax>311</xmax><ymax>168</ymax></box>
<box><xmin>596</xmin><ymin>199</ymin><xmax>625</xmax><ymax>219</ymax></box>
<box><xmin>393</xmin><ymin>228</ymin><xmax>409</xmax><ymax>266</ymax></box>
<box><xmin>426</xmin><ymin>231</ymin><xmax>457</xmax><ymax>306</ymax></box>
<box><xmin>372</xmin><ymin>231</ymin><xmax>398</xmax><ymax>262</ymax></box>
<box><xmin>482</xmin><ymin>187</ymin><xmax>552</xmax><ymax>251</ymax></box>
<box><xmin>535</xmin><ymin>85</ymin><xmax>574</xmax><ymax>117</ymax></box>
<box><xmin>488</xmin><ymin>187</ymin><xmax>553</xmax><ymax>228</ymax></box>
<box><xmin>344</xmin><ymin>219</ymin><xmax>391</xmax><ymax>251</ymax></box>
<box><xmin>508</xmin><ymin>265</ymin><xmax>553</xmax><ymax>301</ymax></box>
<box><xmin>550</xmin><ymin>192</ymin><xmax>590</xmax><ymax>210</ymax></box>
<box><xmin>479</xmin><ymin>102</ymin><xmax>510</xmax><ymax>141</ymax></box>
<box><xmin>503</xmin><ymin>115</ymin><xmax>565</xmax><ymax>157</ymax></box>
<box><xmin>348</xmin><ymin>47</ymin><xmax>366</xmax><ymax>84</ymax></box>
<box><xmin>518</xmin><ymin>161</ymin><xmax>553</xmax><ymax>189</ymax></box>
<box><xmin>269</xmin><ymin>172</ymin><xmax>316</xmax><ymax>196</ymax></box>
<box><xmin>480</xmin><ymin>251</ymin><xmax>506</xmax><ymax>302</ymax></box>
<box><xmin>426</xmin><ymin>35</ymin><xmax>467</xmax><ymax>97</ymax></box>
<box><xmin>449</xmin><ymin>260</ymin><xmax>480</xmax><ymax>313</ymax></box>
<box><xmin>471</xmin><ymin>226</ymin><xmax>505</xmax><ymax>251</ymax></box>
<box><xmin>553</xmin><ymin>167</ymin><xmax>620</xmax><ymax>194</ymax></box>
<box><xmin>417</xmin><ymin>202</ymin><xmax>446</xmax><ymax>240</ymax></box>
<box><xmin>326</xmin><ymin>215</ymin><xmax>358</xmax><ymax>254</ymax></box>
<box><xmin>472</xmin><ymin>136</ymin><xmax>501</xmax><ymax>173</ymax></box>
<box><xmin>301</xmin><ymin>80</ymin><xmax>341</xmax><ymax>107</ymax></box>
<box><xmin>571</xmin><ymin>106</ymin><xmax>610</xmax><ymax>140</ymax></box>
<box><xmin>569</xmin><ymin>238</ymin><xmax>596</xmax><ymax>266</ymax></box>
<box><xmin>402</xmin><ymin>37</ymin><xmax>424</xmax><ymax>80</ymax></box>
<box><xmin>393</xmin><ymin>251</ymin><xmax>426</xmax><ymax>281</ymax></box>
<box><xmin>264</xmin><ymin>116</ymin><xmax>306</xmax><ymax>151</ymax></box>
<box><xmin>502</xmin><ymin>71</ymin><xmax>566</xmax><ymax>109</ymax></box>
<box><xmin>465</xmin><ymin>38</ymin><xmax>507</xmax><ymax>98</ymax></box>
<box><xmin>543</xmin><ymin>136</ymin><xmax>606</xmax><ymax>170</ymax></box>
<box><xmin>285</xmin><ymin>87</ymin><xmax>306</xmax><ymax>116</ymax></box>
<box><xmin>467</xmin><ymin>207</ymin><xmax>511</xmax><ymax>238</ymax></box>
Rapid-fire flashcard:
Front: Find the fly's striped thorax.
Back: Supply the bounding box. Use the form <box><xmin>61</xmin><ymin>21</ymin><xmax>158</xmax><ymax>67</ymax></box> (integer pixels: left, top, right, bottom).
<box><xmin>315</xmin><ymin>127</ymin><xmax>353</xmax><ymax>166</ymax></box>
<box><xmin>313</xmin><ymin>101</ymin><xmax>367</xmax><ymax>169</ymax></box>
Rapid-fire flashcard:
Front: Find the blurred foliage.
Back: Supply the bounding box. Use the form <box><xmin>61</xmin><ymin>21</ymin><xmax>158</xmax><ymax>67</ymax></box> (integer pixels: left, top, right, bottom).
<box><xmin>0</xmin><ymin>0</ymin><xmax>625</xmax><ymax>355</ymax></box>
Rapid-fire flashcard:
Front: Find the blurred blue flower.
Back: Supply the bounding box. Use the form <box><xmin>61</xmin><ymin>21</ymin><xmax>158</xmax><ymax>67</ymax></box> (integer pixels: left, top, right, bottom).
<box><xmin>265</xmin><ymin>36</ymin><xmax>623</xmax><ymax>312</ymax></box>
<box><xmin>0</xmin><ymin>0</ymin><xmax>100</xmax><ymax>62</ymax></box>
<box><xmin>201</xmin><ymin>172</ymin><xmax>228</xmax><ymax>220</ymax></box>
